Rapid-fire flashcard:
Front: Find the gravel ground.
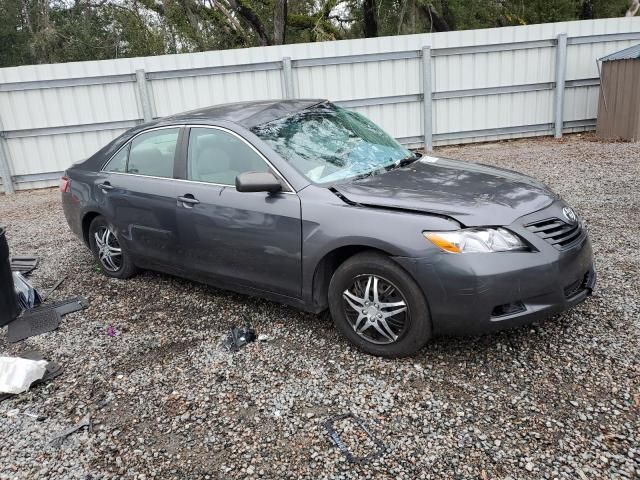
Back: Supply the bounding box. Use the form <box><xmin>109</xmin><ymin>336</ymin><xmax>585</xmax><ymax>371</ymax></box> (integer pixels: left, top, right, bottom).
<box><xmin>0</xmin><ymin>133</ymin><xmax>638</xmax><ymax>479</ymax></box>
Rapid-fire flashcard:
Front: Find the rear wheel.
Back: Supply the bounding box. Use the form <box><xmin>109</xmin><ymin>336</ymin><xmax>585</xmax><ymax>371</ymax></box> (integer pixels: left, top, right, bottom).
<box><xmin>328</xmin><ymin>251</ymin><xmax>431</xmax><ymax>357</ymax></box>
<box><xmin>88</xmin><ymin>216</ymin><xmax>138</xmax><ymax>279</ymax></box>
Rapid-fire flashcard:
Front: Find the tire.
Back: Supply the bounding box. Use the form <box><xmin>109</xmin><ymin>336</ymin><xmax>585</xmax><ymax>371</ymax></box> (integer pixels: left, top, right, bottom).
<box><xmin>88</xmin><ymin>216</ymin><xmax>138</xmax><ymax>279</ymax></box>
<box><xmin>328</xmin><ymin>251</ymin><xmax>431</xmax><ymax>357</ymax></box>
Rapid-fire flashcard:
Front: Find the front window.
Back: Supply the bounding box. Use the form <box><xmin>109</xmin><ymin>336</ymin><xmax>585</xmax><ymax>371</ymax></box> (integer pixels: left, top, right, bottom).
<box><xmin>187</xmin><ymin>127</ymin><xmax>272</xmax><ymax>186</ymax></box>
<box><xmin>251</xmin><ymin>102</ymin><xmax>415</xmax><ymax>184</ymax></box>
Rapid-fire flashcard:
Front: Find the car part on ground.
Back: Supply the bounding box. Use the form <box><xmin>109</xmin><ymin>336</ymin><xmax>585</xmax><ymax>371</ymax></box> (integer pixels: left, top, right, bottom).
<box><xmin>323</xmin><ymin>413</ymin><xmax>386</xmax><ymax>464</ymax></box>
<box><xmin>9</xmin><ymin>256</ymin><xmax>39</xmax><ymax>275</ymax></box>
<box><xmin>222</xmin><ymin>324</ymin><xmax>257</xmax><ymax>351</ymax></box>
<box><xmin>0</xmin><ymin>228</ymin><xmax>21</xmax><ymax>326</ymax></box>
<box><xmin>40</xmin><ymin>275</ymin><xmax>67</xmax><ymax>302</ymax></box>
<box><xmin>50</xmin><ymin>414</ymin><xmax>92</xmax><ymax>448</ymax></box>
<box><xmin>35</xmin><ymin>296</ymin><xmax>89</xmax><ymax>317</ymax></box>
<box><xmin>13</xmin><ymin>272</ymin><xmax>42</xmax><ymax>310</ymax></box>
<box><xmin>7</xmin><ymin>308</ymin><xmax>62</xmax><ymax>343</ymax></box>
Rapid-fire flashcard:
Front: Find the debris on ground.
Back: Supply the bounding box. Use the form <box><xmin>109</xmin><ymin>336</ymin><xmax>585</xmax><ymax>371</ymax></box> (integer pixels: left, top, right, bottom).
<box><xmin>40</xmin><ymin>275</ymin><xmax>67</xmax><ymax>302</ymax></box>
<box><xmin>12</xmin><ymin>272</ymin><xmax>41</xmax><ymax>310</ymax></box>
<box><xmin>0</xmin><ymin>352</ymin><xmax>64</xmax><ymax>402</ymax></box>
<box><xmin>323</xmin><ymin>413</ymin><xmax>386</xmax><ymax>464</ymax></box>
<box><xmin>0</xmin><ymin>357</ymin><xmax>48</xmax><ymax>395</ymax></box>
<box><xmin>107</xmin><ymin>325</ymin><xmax>119</xmax><ymax>337</ymax></box>
<box><xmin>38</xmin><ymin>296</ymin><xmax>89</xmax><ymax>317</ymax></box>
<box><xmin>222</xmin><ymin>324</ymin><xmax>257</xmax><ymax>351</ymax></box>
<box><xmin>9</xmin><ymin>256</ymin><xmax>39</xmax><ymax>275</ymax></box>
<box><xmin>50</xmin><ymin>414</ymin><xmax>92</xmax><ymax>448</ymax></box>
<box><xmin>7</xmin><ymin>309</ymin><xmax>61</xmax><ymax>343</ymax></box>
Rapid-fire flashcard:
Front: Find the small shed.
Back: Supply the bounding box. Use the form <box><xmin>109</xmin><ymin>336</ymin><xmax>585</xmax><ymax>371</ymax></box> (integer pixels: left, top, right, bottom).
<box><xmin>596</xmin><ymin>44</ymin><xmax>640</xmax><ymax>142</ymax></box>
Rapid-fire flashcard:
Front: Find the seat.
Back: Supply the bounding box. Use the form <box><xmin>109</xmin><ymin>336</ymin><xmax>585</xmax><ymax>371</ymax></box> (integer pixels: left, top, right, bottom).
<box><xmin>128</xmin><ymin>146</ymin><xmax>171</xmax><ymax>177</ymax></box>
<box><xmin>190</xmin><ymin>138</ymin><xmax>239</xmax><ymax>185</ymax></box>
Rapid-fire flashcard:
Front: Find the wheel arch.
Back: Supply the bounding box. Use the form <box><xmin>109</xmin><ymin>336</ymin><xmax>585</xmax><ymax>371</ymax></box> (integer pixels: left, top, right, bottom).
<box><xmin>311</xmin><ymin>245</ymin><xmax>394</xmax><ymax>310</ymax></box>
<box><xmin>81</xmin><ymin>211</ymin><xmax>102</xmax><ymax>247</ymax></box>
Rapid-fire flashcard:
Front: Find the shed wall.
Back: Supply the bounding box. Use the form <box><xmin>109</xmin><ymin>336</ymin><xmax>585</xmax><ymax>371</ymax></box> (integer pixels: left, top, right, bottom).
<box><xmin>596</xmin><ymin>59</ymin><xmax>640</xmax><ymax>141</ymax></box>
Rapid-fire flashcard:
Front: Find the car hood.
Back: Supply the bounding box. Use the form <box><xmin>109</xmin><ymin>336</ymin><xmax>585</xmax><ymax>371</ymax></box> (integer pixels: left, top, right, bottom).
<box><xmin>332</xmin><ymin>155</ymin><xmax>557</xmax><ymax>226</ymax></box>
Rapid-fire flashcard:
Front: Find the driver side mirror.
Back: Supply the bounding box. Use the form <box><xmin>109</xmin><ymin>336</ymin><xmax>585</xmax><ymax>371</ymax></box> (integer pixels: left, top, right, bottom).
<box><xmin>236</xmin><ymin>172</ymin><xmax>282</xmax><ymax>193</ymax></box>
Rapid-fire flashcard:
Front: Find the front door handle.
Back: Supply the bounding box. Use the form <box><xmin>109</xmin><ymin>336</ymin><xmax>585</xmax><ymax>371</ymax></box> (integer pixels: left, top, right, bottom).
<box><xmin>178</xmin><ymin>195</ymin><xmax>200</xmax><ymax>207</ymax></box>
<box><xmin>98</xmin><ymin>182</ymin><xmax>114</xmax><ymax>191</ymax></box>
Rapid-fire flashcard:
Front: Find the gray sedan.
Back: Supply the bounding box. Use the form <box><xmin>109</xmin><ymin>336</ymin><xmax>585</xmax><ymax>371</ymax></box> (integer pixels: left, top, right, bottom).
<box><xmin>61</xmin><ymin>100</ymin><xmax>595</xmax><ymax>357</ymax></box>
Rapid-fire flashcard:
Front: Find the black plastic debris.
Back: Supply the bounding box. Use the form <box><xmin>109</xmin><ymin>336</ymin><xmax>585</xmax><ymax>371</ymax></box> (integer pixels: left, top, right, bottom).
<box><xmin>37</xmin><ymin>296</ymin><xmax>89</xmax><ymax>317</ymax></box>
<box><xmin>13</xmin><ymin>272</ymin><xmax>42</xmax><ymax>310</ymax></box>
<box><xmin>10</xmin><ymin>256</ymin><xmax>38</xmax><ymax>275</ymax></box>
<box><xmin>323</xmin><ymin>413</ymin><xmax>386</xmax><ymax>464</ymax></box>
<box><xmin>40</xmin><ymin>275</ymin><xmax>67</xmax><ymax>302</ymax></box>
<box><xmin>7</xmin><ymin>308</ymin><xmax>61</xmax><ymax>343</ymax></box>
<box><xmin>50</xmin><ymin>414</ymin><xmax>92</xmax><ymax>447</ymax></box>
<box><xmin>0</xmin><ymin>228</ymin><xmax>21</xmax><ymax>327</ymax></box>
<box><xmin>222</xmin><ymin>324</ymin><xmax>257</xmax><ymax>351</ymax></box>
<box><xmin>0</xmin><ymin>351</ymin><xmax>64</xmax><ymax>403</ymax></box>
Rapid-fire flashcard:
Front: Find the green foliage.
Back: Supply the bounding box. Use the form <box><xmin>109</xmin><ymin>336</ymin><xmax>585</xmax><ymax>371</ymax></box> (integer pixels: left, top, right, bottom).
<box><xmin>0</xmin><ymin>0</ymin><xmax>635</xmax><ymax>68</ymax></box>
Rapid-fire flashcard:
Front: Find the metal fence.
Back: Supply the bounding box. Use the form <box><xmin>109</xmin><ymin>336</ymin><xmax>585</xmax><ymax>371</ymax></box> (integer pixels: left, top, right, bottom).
<box><xmin>1</xmin><ymin>17</ymin><xmax>639</xmax><ymax>193</ymax></box>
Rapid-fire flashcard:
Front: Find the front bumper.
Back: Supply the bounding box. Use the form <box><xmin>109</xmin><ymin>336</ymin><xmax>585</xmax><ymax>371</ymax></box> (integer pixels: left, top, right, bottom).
<box><xmin>394</xmin><ymin>205</ymin><xmax>596</xmax><ymax>336</ymax></box>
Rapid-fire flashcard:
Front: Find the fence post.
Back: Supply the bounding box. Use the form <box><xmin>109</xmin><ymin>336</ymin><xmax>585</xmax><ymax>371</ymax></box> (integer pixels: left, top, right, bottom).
<box><xmin>421</xmin><ymin>46</ymin><xmax>433</xmax><ymax>151</ymax></box>
<box><xmin>554</xmin><ymin>33</ymin><xmax>568</xmax><ymax>138</ymax></box>
<box><xmin>0</xmin><ymin>115</ymin><xmax>15</xmax><ymax>194</ymax></box>
<box><xmin>135</xmin><ymin>69</ymin><xmax>153</xmax><ymax>122</ymax></box>
<box><xmin>282</xmin><ymin>57</ymin><xmax>294</xmax><ymax>99</ymax></box>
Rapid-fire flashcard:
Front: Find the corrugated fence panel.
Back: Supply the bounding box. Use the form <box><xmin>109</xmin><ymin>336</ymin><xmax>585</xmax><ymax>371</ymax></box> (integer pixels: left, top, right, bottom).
<box><xmin>0</xmin><ymin>17</ymin><xmax>639</xmax><ymax>191</ymax></box>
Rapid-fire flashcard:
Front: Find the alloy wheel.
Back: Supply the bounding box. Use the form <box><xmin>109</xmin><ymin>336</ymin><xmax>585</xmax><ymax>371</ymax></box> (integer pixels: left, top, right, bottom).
<box><xmin>94</xmin><ymin>226</ymin><xmax>122</xmax><ymax>272</ymax></box>
<box><xmin>342</xmin><ymin>274</ymin><xmax>409</xmax><ymax>344</ymax></box>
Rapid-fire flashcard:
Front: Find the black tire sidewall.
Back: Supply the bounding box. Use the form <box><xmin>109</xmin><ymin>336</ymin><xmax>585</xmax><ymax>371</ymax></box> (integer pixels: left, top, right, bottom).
<box><xmin>328</xmin><ymin>252</ymin><xmax>432</xmax><ymax>357</ymax></box>
<box><xmin>88</xmin><ymin>216</ymin><xmax>136</xmax><ymax>279</ymax></box>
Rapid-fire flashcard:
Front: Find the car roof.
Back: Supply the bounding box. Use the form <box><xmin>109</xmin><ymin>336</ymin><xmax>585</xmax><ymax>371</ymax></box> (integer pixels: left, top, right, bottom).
<box><xmin>164</xmin><ymin>99</ymin><xmax>326</xmax><ymax>128</ymax></box>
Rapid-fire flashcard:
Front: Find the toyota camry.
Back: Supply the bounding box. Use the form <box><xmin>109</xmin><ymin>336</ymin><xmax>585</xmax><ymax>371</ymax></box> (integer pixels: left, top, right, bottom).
<box><xmin>61</xmin><ymin>100</ymin><xmax>596</xmax><ymax>357</ymax></box>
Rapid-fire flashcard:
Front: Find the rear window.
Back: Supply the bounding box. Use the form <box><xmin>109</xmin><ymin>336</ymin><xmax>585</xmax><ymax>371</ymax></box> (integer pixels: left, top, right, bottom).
<box><xmin>103</xmin><ymin>128</ymin><xmax>179</xmax><ymax>178</ymax></box>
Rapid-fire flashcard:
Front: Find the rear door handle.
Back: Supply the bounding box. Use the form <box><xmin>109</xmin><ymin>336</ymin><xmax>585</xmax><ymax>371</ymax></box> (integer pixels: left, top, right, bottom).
<box><xmin>98</xmin><ymin>182</ymin><xmax>114</xmax><ymax>191</ymax></box>
<box><xmin>178</xmin><ymin>195</ymin><xmax>200</xmax><ymax>207</ymax></box>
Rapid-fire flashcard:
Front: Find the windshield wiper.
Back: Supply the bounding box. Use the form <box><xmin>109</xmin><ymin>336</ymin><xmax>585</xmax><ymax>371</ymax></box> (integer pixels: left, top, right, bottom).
<box><xmin>385</xmin><ymin>153</ymin><xmax>420</xmax><ymax>171</ymax></box>
<box><xmin>397</xmin><ymin>152</ymin><xmax>420</xmax><ymax>167</ymax></box>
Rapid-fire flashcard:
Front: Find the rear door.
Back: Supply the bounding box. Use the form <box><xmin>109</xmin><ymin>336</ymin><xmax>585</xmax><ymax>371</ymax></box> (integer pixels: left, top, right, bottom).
<box><xmin>175</xmin><ymin>126</ymin><xmax>302</xmax><ymax>298</ymax></box>
<box><xmin>99</xmin><ymin>126</ymin><xmax>183</xmax><ymax>268</ymax></box>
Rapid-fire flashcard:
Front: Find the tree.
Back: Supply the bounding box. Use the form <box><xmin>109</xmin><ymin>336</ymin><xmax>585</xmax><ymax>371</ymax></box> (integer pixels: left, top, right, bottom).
<box><xmin>0</xmin><ymin>0</ymin><xmax>636</xmax><ymax>68</ymax></box>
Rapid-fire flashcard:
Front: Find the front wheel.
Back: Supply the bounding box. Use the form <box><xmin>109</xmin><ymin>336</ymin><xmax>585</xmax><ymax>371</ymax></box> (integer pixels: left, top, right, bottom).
<box><xmin>88</xmin><ymin>216</ymin><xmax>138</xmax><ymax>279</ymax></box>
<box><xmin>328</xmin><ymin>252</ymin><xmax>431</xmax><ymax>357</ymax></box>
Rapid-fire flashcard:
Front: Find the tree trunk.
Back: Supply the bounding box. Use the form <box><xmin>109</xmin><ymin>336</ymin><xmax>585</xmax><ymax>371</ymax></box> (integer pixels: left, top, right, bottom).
<box><xmin>422</xmin><ymin>3</ymin><xmax>450</xmax><ymax>32</ymax></box>
<box><xmin>626</xmin><ymin>0</ymin><xmax>640</xmax><ymax>16</ymax></box>
<box><xmin>273</xmin><ymin>0</ymin><xmax>287</xmax><ymax>44</ymax></box>
<box><xmin>580</xmin><ymin>0</ymin><xmax>594</xmax><ymax>19</ymax></box>
<box><xmin>363</xmin><ymin>0</ymin><xmax>377</xmax><ymax>37</ymax></box>
<box><xmin>397</xmin><ymin>0</ymin><xmax>407</xmax><ymax>34</ymax></box>
<box><xmin>227</xmin><ymin>0</ymin><xmax>271</xmax><ymax>45</ymax></box>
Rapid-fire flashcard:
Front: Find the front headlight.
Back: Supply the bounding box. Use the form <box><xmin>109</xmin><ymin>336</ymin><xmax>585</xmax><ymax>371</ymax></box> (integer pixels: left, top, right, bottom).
<box><xmin>423</xmin><ymin>228</ymin><xmax>528</xmax><ymax>253</ymax></box>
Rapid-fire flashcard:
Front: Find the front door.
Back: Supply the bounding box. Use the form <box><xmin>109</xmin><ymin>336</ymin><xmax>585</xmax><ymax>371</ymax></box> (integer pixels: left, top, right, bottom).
<box><xmin>175</xmin><ymin>126</ymin><xmax>302</xmax><ymax>299</ymax></box>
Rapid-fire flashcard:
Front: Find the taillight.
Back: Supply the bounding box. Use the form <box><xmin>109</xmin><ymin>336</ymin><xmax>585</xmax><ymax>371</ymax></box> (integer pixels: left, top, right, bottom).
<box><xmin>60</xmin><ymin>176</ymin><xmax>70</xmax><ymax>193</ymax></box>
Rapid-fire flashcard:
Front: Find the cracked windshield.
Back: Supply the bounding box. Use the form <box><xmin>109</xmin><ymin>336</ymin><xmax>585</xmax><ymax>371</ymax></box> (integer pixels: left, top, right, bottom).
<box><xmin>251</xmin><ymin>102</ymin><xmax>415</xmax><ymax>184</ymax></box>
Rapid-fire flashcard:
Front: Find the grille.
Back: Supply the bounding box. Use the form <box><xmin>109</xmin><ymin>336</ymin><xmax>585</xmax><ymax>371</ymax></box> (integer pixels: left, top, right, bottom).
<box><xmin>524</xmin><ymin>218</ymin><xmax>583</xmax><ymax>249</ymax></box>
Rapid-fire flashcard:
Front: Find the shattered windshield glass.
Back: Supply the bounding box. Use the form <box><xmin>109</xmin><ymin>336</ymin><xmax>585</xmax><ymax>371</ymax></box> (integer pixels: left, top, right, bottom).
<box><xmin>251</xmin><ymin>102</ymin><xmax>415</xmax><ymax>184</ymax></box>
